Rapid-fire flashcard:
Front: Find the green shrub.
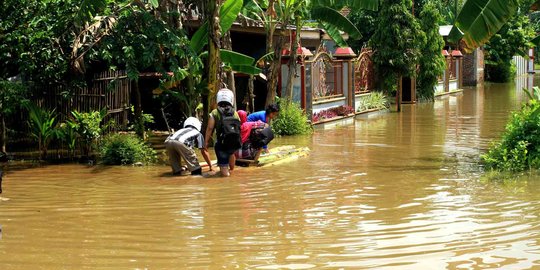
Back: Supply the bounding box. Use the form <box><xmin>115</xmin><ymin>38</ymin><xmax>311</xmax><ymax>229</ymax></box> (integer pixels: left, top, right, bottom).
<box><xmin>272</xmin><ymin>100</ymin><xmax>312</xmax><ymax>136</ymax></box>
<box><xmin>482</xmin><ymin>87</ymin><xmax>540</xmax><ymax>171</ymax></box>
<box><xmin>100</xmin><ymin>133</ymin><xmax>156</xmax><ymax>165</ymax></box>
<box><xmin>57</xmin><ymin>121</ymin><xmax>78</xmax><ymax>159</ymax></box>
<box><xmin>25</xmin><ymin>103</ymin><xmax>59</xmax><ymax>160</ymax></box>
<box><xmin>357</xmin><ymin>91</ymin><xmax>390</xmax><ymax>112</ymax></box>
<box><xmin>485</xmin><ymin>61</ymin><xmax>516</xmax><ymax>83</ymax></box>
<box><xmin>70</xmin><ymin>109</ymin><xmax>108</xmax><ymax>157</ymax></box>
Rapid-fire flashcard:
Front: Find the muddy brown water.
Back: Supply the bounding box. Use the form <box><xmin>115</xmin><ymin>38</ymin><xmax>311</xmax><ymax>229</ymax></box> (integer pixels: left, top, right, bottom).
<box><xmin>2</xmin><ymin>77</ymin><xmax>540</xmax><ymax>269</ymax></box>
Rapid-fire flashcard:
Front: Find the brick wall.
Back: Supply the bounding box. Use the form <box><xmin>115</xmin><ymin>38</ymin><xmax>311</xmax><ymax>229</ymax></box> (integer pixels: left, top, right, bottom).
<box><xmin>477</xmin><ymin>47</ymin><xmax>484</xmax><ymax>83</ymax></box>
<box><xmin>462</xmin><ymin>47</ymin><xmax>484</xmax><ymax>86</ymax></box>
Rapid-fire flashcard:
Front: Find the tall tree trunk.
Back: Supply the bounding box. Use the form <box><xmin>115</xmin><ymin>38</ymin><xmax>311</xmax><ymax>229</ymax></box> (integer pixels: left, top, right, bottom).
<box><xmin>222</xmin><ymin>31</ymin><xmax>236</xmax><ymax>106</ymax></box>
<box><xmin>133</xmin><ymin>80</ymin><xmax>144</xmax><ymax>138</ymax></box>
<box><xmin>248</xmin><ymin>75</ymin><xmax>255</xmax><ymax>113</ymax></box>
<box><xmin>266</xmin><ymin>31</ymin><xmax>285</xmax><ymax>107</ymax></box>
<box><xmin>286</xmin><ymin>26</ymin><xmax>299</xmax><ymax>99</ymax></box>
<box><xmin>0</xmin><ymin>114</ymin><xmax>6</xmax><ymax>153</ymax></box>
<box><xmin>208</xmin><ymin>0</ymin><xmax>221</xmax><ymax>102</ymax></box>
<box><xmin>203</xmin><ymin>0</ymin><xmax>221</xmax><ymax>132</ymax></box>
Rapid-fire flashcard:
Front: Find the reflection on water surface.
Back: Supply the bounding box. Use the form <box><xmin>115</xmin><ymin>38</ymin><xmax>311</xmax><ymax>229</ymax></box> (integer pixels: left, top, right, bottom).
<box><xmin>1</xmin><ymin>77</ymin><xmax>540</xmax><ymax>269</ymax></box>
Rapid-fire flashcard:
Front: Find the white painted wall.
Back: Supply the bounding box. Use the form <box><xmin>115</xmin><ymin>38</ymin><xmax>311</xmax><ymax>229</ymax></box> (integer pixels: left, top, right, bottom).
<box><xmin>449</xmin><ymin>81</ymin><xmax>458</xmax><ymax>91</ymax></box>
<box><xmin>312</xmin><ymin>97</ymin><xmax>347</xmax><ymax>114</ymax></box>
<box><xmin>435</xmin><ymin>82</ymin><xmax>445</xmax><ymax>95</ymax></box>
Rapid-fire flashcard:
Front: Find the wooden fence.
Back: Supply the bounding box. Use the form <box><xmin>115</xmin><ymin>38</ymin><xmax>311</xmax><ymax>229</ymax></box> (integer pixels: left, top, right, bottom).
<box><xmin>37</xmin><ymin>70</ymin><xmax>131</xmax><ymax>127</ymax></box>
<box><xmin>8</xmin><ymin>70</ymin><xmax>132</xmax><ymax>159</ymax></box>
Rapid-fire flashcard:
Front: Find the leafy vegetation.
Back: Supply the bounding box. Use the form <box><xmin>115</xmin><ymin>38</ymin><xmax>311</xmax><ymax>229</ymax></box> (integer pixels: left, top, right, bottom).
<box><xmin>369</xmin><ymin>0</ymin><xmax>425</xmax><ymax>93</ymax></box>
<box><xmin>25</xmin><ymin>103</ymin><xmax>59</xmax><ymax>160</ymax></box>
<box><xmin>242</xmin><ymin>0</ymin><xmax>369</xmax><ymax>106</ymax></box>
<box><xmin>448</xmin><ymin>0</ymin><xmax>521</xmax><ymax>51</ymax></box>
<box><xmin>484</xmin><ymin>12</ymin><xmax>535</xmax><ymax>83</ymax></box>
<box><xmin>100</xmin><ymin>133</ymin><xmax>156</xmax><ymax>165</ymax></box>
<box><xmin>272</xmin><ymin>101</ymin><xmax>312</xmax><ymax>136</ymax></box>
<box><xmin>482</xmin><ymin>87</ymin><xmax>540</xmax><ymax>172</ymax></box>
<box><xmin>417</xmin><ymin>2</ymin><xmax>446</xmax><ymax>101</ymax></box>
<box><xmin>70</xmin><ymin>109</ymin><xmax>109</xmax><ymax>158</ymax></box>
<box><xmin>57</xmin><ymin>121</ymin><xmax>78</xmax><ymax>160</ymax></box>
<box><xmin>312</xmin><ymin>105</ymin><xmax>355</xmax><ymax>123</ymax></box>
<box><xmin>357</xmin><ymin>92</ymin><xmax>390</xmax><ymax>112</ymax></box>
<box><xmin>0</xmin><ymin>80</ymin><xmax>28</xmax><ymax>152</ymax></box>
<box><xmin>348</xmin><ymin>9</ymin><xmax>378</xmax><ymax>52</ymax></box>
<box><xmin>1</xmin><ymin>0</ymin><xmax>90</xmax><ymax>83</ymax></box>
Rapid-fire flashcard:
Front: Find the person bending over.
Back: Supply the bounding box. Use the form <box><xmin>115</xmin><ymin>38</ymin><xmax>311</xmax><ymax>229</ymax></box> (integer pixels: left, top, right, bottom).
<box><xmin>246</xmin><ymin>104</ymin><xmax>279</xmax><ymax>153</ymax></box>
<box><xmin>165</xmin><ymin>117</ymin><xmax>212</xmax><ymax>176</ymax></box>
<box><xmin>235</xmin><ymin>121</ymin><xmax>274</xmax><ymax>162</ymax></box>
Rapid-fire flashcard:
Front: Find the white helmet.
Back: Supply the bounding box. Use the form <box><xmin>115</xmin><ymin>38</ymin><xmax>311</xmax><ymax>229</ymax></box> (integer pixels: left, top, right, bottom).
<box><xmin>217</xmin><ymin>88</ymin><xmax>234</xmax><ymax>106</ymax></box>
<box><xmin>183</xmin><ymin>117</ymin><xmax>202</xmax><ymax>131</ymax></box>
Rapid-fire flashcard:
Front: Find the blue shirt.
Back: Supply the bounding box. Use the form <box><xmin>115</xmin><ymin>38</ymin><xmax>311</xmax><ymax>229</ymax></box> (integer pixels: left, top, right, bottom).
<box><xmin>246</xmin><ymin>110</ymin><xmax>268</xmax><ymax>149</ymax></box>
<box><xmin>247</xmin><ymin>111</ymin><xmax>267</xmax><ymax>123</ymax></box>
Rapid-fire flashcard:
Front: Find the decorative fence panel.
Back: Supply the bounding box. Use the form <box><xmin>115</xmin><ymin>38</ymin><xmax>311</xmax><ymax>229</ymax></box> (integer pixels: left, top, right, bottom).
<box><xmin>307</xmin><ymin>52</ymin><xmax>344</xmax><ymax>101</ymax></box>
<box><xmin>354</xmin><ymin>48</ymin><xmax>375</xmax><ymax>94</ymax></box>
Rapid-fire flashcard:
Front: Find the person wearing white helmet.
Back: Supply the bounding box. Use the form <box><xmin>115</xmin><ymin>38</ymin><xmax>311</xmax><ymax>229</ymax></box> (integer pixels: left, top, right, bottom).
<box><xmin>204</xmin><ymin>88</ymin><xmax>242</xmax><ymax>177</ymax></box>
<box><xmin>165</xmin><ymin>117</ymin><xmax>213</xmax><ymax>176</ymax></box>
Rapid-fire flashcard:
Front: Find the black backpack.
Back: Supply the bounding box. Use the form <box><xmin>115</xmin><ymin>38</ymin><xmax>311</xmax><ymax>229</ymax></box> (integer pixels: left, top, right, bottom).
<box><xmin>217</xmin><ymin>105</ymin><xmax>242</xmax><ymax>151</ymax></box>
<box><xmin>250</xmin><ymin>126</ymin><xmax>274</xmax><ymax>149</ymax></box>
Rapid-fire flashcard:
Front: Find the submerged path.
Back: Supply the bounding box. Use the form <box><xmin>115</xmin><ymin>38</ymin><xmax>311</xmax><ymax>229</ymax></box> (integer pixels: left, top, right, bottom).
<box><xmin>1</xmin><ymin>76</ymin><xmax>540</xmax><ymax>269</ymax></box>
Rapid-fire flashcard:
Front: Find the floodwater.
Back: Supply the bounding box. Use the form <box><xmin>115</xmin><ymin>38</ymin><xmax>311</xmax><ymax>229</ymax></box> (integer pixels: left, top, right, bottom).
<box><xmin>2</xmin><ymin>77</ymin><xmax>540</xmax><ymax>269</ymax></box>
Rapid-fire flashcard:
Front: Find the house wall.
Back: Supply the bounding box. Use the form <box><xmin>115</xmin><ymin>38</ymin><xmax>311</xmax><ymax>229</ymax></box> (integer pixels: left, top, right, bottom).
<box><xmin>280</xmin><ymin>64</ymin><xmax>303</xmax><ymax>104</ymax></box>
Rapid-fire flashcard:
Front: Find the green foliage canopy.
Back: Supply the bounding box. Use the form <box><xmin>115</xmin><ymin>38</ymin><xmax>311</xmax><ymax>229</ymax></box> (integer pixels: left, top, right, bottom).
<box><xmin>0</xmin><ymin>81</ymin><xmax>28</xmax><ymax>116</ymax></box>
<box><xmin>417</xmin><ymin>2</ymin><xmax>446</xmax><ymax>100</ymax></box>
<box><xmin>484</xmin><ymin>12</ymin><xmax>535</xmax><ymax>82</ymax></box>
<box><xmin>0</xmin><ymin>0</ymin><xmax>111</xmax><ymax>83</ymax></box>
<box><xmin>369</xmin><ymin>0</ymin><xmax>425</xmax><ymax>92</ymax></box>
<box><xmin>94</xmin><ymin>5</ymin><xmax>198</xmax><ymax>82</ymax></box>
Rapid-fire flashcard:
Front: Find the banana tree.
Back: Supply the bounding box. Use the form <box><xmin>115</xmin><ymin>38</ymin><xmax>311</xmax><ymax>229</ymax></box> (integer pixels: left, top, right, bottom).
<box><xmin>243</xmin><ymin>0</ymin><xmax>376</xmax><ymax>106</ymax></box>
<box><xmin>190</xmin><ymin>0</ymin><xmax>262</xmax><ymax>87</ymax></box>
<box><xmin>448</xmin><ymin>0</ymin><xmax>523</xmax><ymax>52</ymax></box>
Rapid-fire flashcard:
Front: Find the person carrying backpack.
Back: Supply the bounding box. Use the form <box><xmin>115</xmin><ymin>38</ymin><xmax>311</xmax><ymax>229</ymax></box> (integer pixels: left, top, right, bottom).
<box><xmin>164</xmin><ymin>117</ymin><xmax>212</xmax><ymax>176</ymax></box>
<box><xmin>204</xmin><ymin>89</ymin><xmax>242</xmax><ymax>177</ymax></box>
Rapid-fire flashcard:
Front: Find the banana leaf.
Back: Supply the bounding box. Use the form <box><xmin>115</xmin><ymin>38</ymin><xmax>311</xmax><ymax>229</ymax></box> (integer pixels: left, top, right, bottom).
<box><xmin>312</xmin><ymin>6</ymin><xmax>362</xmax><ymax>41</ymax></box>
<box><xmin>448</xmin><ymin>0</ymin><xmax>519</xmax><ymax>52</ymax></box>
<box><xmin>199</xmin><ymin>49</ymin><xmax>261</xmax><ymax>75</ymax></box>
<box><xmin>190</xmin><ymin>0</ymin><xmax>243</xmax><ymax>52</ymax></box>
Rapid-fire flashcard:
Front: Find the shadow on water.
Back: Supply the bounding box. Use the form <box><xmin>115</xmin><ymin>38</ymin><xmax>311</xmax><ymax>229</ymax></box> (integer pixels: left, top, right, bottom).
<box><xmin>1</xmin><ymin>75</ymin><xmax>540</xmax><ymax>269</ymax></box>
